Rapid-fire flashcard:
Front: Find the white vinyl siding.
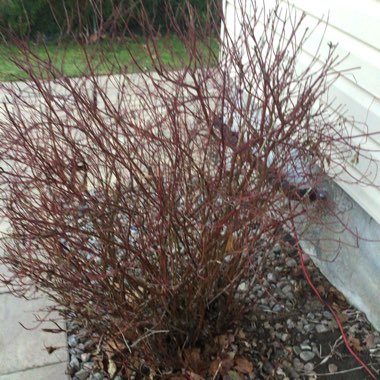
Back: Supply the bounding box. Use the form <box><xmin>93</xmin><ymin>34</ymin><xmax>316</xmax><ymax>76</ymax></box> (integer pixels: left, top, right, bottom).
<box><xmin>223</xmin><ymin>0</ymin><xmax>380</xmax><ymax>223</ymax></box>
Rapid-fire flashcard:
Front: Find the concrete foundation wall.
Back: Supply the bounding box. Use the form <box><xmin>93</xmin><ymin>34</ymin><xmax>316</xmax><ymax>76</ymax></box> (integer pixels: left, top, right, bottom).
<box><xmin>296</xmin><ymin>180</ymin><xmax>380</xmax><ymax>331</ymax></box>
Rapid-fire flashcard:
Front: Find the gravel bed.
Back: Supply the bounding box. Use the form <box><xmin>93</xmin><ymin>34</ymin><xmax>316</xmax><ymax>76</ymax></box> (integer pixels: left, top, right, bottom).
<box><xmin>65</xmin><ymin>241</ymin><xmax>380</xmax><ymax>379</ymax></box>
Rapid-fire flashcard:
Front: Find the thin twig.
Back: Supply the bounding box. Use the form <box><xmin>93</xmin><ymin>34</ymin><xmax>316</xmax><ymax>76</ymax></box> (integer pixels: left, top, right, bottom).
<box><xmin>130</xmin><ymin>330</ymin><xmax>169</xmax><ymax>348</ymax></box>
<box><xmin>312</xmin><ymin>366</ymin><xmax>368</xmax><ymax>376</ymax></box>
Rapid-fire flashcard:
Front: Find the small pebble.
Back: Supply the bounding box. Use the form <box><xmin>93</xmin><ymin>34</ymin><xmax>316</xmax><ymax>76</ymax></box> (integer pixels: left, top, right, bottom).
<box><xmin>272</xmin><ymin>304</ymin><xmax>283</xmax><ymax>313</ymax></box>
<box><xmin>304</xmin><ymin>362</ymin><xmax>314</xmax><ymax>373</ymax></box>
<box><xmin>84</xmin><ymin>339</ymin><xmax>96</xmax><ymax>350</ymax></box>
<box><xmin>68</xmin><ymin>335</ymin><xmax>79</xmax><ymax>348</ymax></box>
<box><xmin>263</xmin><ymin>321</ymin><xmax>271</xmax><ymax>329</ymax></box>
<box><xmin>300</xmin><ymin>342</ymin><xmax>311</xmax><ymax>350</ymax></box>
<box><xmin>287</xmin><ymin>319</ymin><xmax>295</xmax><ymax>329</ymax></box>
<box><xmin>263</xmin><ymin>362</ymin><xmax>275</xmax><ymax>375</ymax></box>
<box><xmin>281</xmin><ymin>333</ymin><xmax>290</xmax><ymax>342</ymax></box>
<box><xmin>77</xmin><ymin>343</ymin><xmax>85</xmax><ymax>351</ymax></box>
<box><xmin>293</xmin><ymin>358</ymin><xmax>304</xmax><ymax>372</ymax></box>
<box><xmin>303</xmin><ymin>324</ymin><xmax>314</xmax><ymax>333</ymax></box>
<box><xmin>276</xmin><ymin>367</ymin><xmax>286</xmax><ymax>376</ymax></box>
<box><xmin>328</xmin><ymin>363</ymin><xmax>338</xmax><ymax>373</ymax></box>
<box><xmin>288</xmin><ymin>368</ymin><xmax>301</xmax><ymax>378</ymax></box>
<box><xmin>77</xmin><ymin>328</ymin><xmax>88</xmax><ymax>341</ymax></box>
<box><xmin>300</xmin><ymin>351</ymin><xmax>315</xmax><ymax>362</ymax></box>
<box><xmin>83</xmin><ymin>362</ymin><xmax>95</xmax><ymax>371</ymax></box>
<box><xmin>296</xmin><ymin>321</ymin><xmax>304</xmax><ymax>332</ymax></box>
<box><xmin>91</xmin><ymin>374</ymin><xmax>104</xmax><ymax>380</ymax></box>
<box><xmin>282</xmin><ymin>285</ymin><xmax>292</xmax><ymax>294</ymax></box>
<box><xmin>267</xmin><ymin>272</ymin><xmax>277</xmax><ymax>283</ymax></box>
<box><xmin>293</xmin><ymin>346</ymin><xmax>301</xmax><ymax>356</ymax></box>
<box><xmin>74</xmin><ymin>369</ymin><xmax>90</xmax><ymax>380</ymax></box>
<box><xmin>74</xmin><ymin>347</ymin><xmax>84</xmax><ymax>355</ymax></box>
<box><xmin>286</xmin><ymin>258</ymin><xmax>297</xmax><ymax>268</ymax></box>
<box><xmin>81</xmin><ymin>353</ymin><xmax>91</xmax><ymax>362</ymax></box>
<box><xmin>323</xmin><ymin>311</ymin><xmax>333</xmax><ymax>319</ymax></box>
<box><xmin>316</xmin><ymin>324</ymin><xmax>329</xmax><ymax>333</ymax></box>
<box><xmin>70</xmin><ymin>356</ymin><xmax>80</xmax><ymax>371</ymax></box>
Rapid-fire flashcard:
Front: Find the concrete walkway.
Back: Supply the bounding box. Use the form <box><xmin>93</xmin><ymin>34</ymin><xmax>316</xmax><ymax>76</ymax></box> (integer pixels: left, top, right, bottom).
<box><xmin>0</xmin><ymin>261</ymin><xmax>68</xmax><ymax>379</ymax></box>
<box><xmin>0</xmin><ymin>204</ymin><xmax>68</xmax><ymax>378</ymax></box>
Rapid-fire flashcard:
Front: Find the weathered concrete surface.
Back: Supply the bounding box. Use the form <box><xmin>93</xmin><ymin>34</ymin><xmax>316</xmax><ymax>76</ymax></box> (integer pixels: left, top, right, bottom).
<box><xmin>0</xmin><ymin>88</ymin><xmax>70</xmax><ymax>378</ymax></box>
<box><xmin>0</xmin><ymin>263</ymin><xmax>12</xmax><ymax>294</ymax></box>
<box><xmin>1</xmin><ymin>237</ymin><xmax>68</xmax><ymax>378</ymax></box>
<box><xmin>0</xmin><ymin>362</ymin><xmax>68</xmax><ymax>380</ymax></box>
<box><xmin>296</xmin><ymin>179</ymin><xmax>380</xmax><ymax>331</ymax></box>
<box><xmin>0</xmin><ymin>293</ymin><xmax>67</xmax><ymax>376</ymax></box>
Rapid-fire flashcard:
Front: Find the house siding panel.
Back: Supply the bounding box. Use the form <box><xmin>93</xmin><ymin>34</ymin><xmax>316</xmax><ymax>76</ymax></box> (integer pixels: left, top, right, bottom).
<box><xmin>223</xmin><ymin>0</ymin><xmax>380</xmax><ymax>223</ymax></box>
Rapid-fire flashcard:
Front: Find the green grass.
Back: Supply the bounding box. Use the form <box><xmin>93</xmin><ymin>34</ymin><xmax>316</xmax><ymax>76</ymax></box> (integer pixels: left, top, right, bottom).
<box><xmin>0</xmin><ymin>35</ymin><xmax>219</xmax><ymax>82</ymax></box>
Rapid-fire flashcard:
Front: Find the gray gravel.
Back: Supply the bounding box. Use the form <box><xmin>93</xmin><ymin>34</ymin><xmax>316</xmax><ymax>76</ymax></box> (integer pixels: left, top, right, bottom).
<box><xmin>65</xmin><ymin>242</ymin><xmax>380</xmax><ymax>379</ymax></box>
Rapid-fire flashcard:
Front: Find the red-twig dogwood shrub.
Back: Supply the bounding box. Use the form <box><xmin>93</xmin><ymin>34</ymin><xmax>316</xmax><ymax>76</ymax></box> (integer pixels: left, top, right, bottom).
<box><xmin>0</xmin><ymin>0</ymin><xmax>363</xmax><ymax>375</ymax></box>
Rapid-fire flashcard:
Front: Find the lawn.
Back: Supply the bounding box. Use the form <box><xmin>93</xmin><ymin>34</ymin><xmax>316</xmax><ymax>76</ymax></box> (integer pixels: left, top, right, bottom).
<box><xmin>0</xmin><ymin>35</ymin><xmax>219</xmax><ymax>81</ymax></box>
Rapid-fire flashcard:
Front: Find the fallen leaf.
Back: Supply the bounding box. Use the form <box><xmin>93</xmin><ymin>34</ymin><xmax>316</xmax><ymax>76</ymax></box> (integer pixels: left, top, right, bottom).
<box><xmin>216</xmin><ymin>334</ymin><xmax>230</xmax><ymax>349</ymax></box>
<box><xmin>329</xmin><ymin>288</ymin><xmax>346</xmax><ymax>302</ymax></box>
<box><xmin>316</xmin><ymin>285</ymin><xmax>326</xmax><ymax>296</ymax></box>
<box><xmin>187</xmin><ymin>371</ymin><xmax>204</xmax><ymax>380</ymax></box>
<box><xmin>227</xmin><ymin>351</ymin><xmax>236</xmax><ymax>360</ymax></box>
<box><xmin>225</xmin><ymin>235</ymin><xmax>234</xmax><ymax>251</ymax></box>
<box><xmin>183</xmin><ymin>348</ymin><xmax>202</xmax><ymax>368</ymax></box>
<box><xmin>364</xmin><ymin>334</ymin><xmax>376</xmax><ymax>349</ymax></box>
<box><xmin>228</xmin><ymin>370</ymin><xmax>242</xmax><ymax>380</ymax></box>
<box><xmin>209</xmin><ymin>360</ymin><xmax>222</xmax><ymax>377</ymax></box>
<box><xmin>331</xmin><ymin>304</ymin><xmax>349</xmax><ymax>323</ymax></box>
<box><xmin>348</xmin><ymin>335</ymin><xmax>363</xmax><ymax>352</ymax></box>
<box><xmin>237</xmin><ymin>329</ymin><xmax>246</xmax><ymax>339</ymax></box>
<box><xmin>234</xmin><ymin>357</ymin><xmax>253</xmax><ymax>374</ymax></box>
<box><xmin>222</xmin><ymin>358</ymin><xmax>234</xmax><ymax>372</ymax></box>
<box><xmin>228</xmin><ymin>334</ymin><xmax>235</xmax><ymax>344</ymax></box>
<box><xmin>108</xmin><ymin>357</ymin><xmax>117</xmax><ymax>378</ymax></box>
<box><xmin>104</xmin><ymin>339</ymin><xmax>126</xmax><ymax>354</ymax></box>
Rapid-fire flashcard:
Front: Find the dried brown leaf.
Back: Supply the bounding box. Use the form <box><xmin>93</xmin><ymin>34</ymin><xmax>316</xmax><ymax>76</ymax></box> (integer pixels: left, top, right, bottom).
<box><xmin>209</xmin><ymin>360</ymin><xmax>222</xmax><ymax>376</ymax></box>
<box><xmin>104</xmin><ymin>339</ymin><xmax>125</xmax><ymax>354</ymax></box>
<box><xmin>216</xmin><ymin>334</ymin><xmax>230</xmax><ymax>349</ymax></box>
<box><xmin>222</xmin><ymin>358</ymin><xmax>235</xmax><ymax>372</ymax></box>
<box><xmin>187</xmin><ymin>371</ymin><xmax>204</xmax><ymax>380</ymax></box>
<box><xmin>364</xmin><ymin>334</ymin><xmax>376</xmax><ymax>349</ymax></box>
<box><xmin>332</xmin><ymin>304</ymin><xmax>349</xmax><ymax>323</ymax></box>
<box><xmin>237</xmin><ymin>329</ymin><xmax>246</xmax><ymax>339</ymax></box>
<box><xmin>348</xmin><ymin>335</ymin><xmax>363</xmax><ymax>352</ymax></box>
<box><xmin>225</xmin><ymin>235</ymin><xmax>234</xmax><ymax>252</ymax></box>
<box><xmin>183</xmin><ymin>348</ymin><xmax>202</xmax><ymax>368</ymax></box>
<box><xmin>234</xmin><ymin>357</ymin><xmax>254</xmax><ymax>374</ymax></box>
<box><xmin>316</xmin><ymin>285</ymin><xmax>326</xmax><ymax>296</ymax></box>
<box><xmin>209</xmin><ymin>357</ymin><xmax>235</xmax><ymax>377</ymax></box>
